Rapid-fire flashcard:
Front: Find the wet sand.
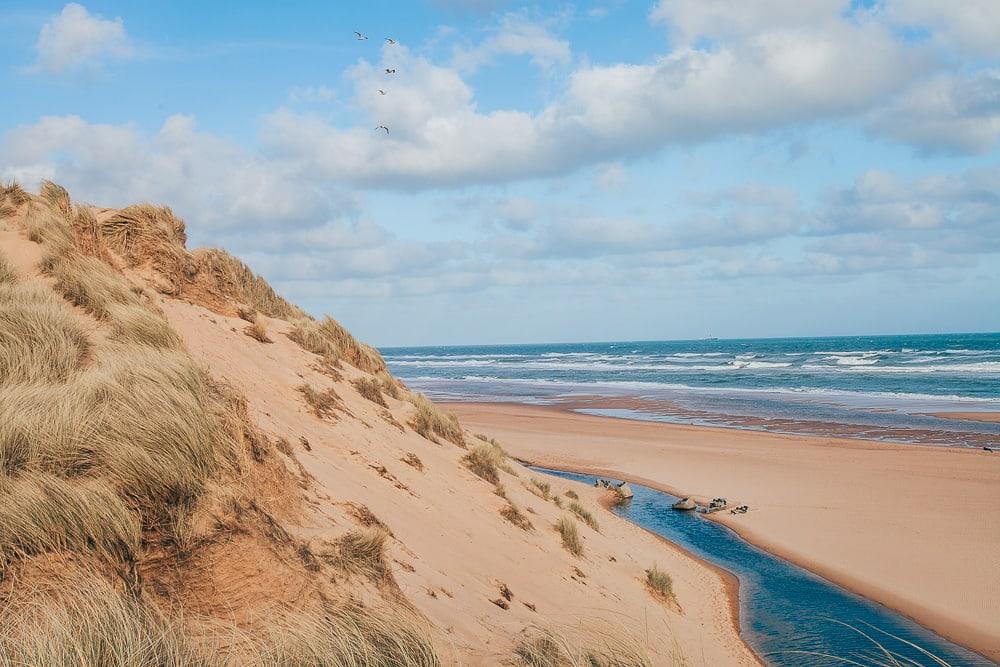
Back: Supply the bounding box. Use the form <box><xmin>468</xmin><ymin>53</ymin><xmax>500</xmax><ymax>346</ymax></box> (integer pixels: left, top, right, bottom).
<box><xmin>928</xmin><ymin>412</ymin><xmax>1000</xmax><ymax>424</ymax></box>
<box><xmin>446</xmin><ymin>401</ymin><xmax>1000</xmax><ymax>662</ymax></box>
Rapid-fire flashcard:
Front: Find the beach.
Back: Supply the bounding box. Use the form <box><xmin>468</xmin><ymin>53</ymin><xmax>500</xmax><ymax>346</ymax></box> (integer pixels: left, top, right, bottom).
<box><xmin>446</xmin><ymin>401</ymin><xmax>1000</xmax><ymax>661</ymax></box>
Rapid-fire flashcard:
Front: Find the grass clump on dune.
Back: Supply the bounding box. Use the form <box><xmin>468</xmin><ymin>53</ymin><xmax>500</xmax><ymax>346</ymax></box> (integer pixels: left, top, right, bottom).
<box><xmin>257</xmin><ymin>599</ymin><xmax>439</xmax><ymax>667</ymax></box>
<box><xmin>555</xmin><ymin>516</ymin><xmax>583</xmax><ymax>557</ymax></box>
<box><xmin>0</xmin><ymin>474</ymin><xmax>139</xmax><ymax>571</ymax></box>
<box><xmin>244</xmin><ymin>320</ymin><xmax>272</xmax><ymax>344</ymax></box>
<box><xmin>287</xmin><ymin>317</ymin><xmax>387</xmax><ymax>375</ymax></box>
<box><xmin>527</xmin><ymin>478</ymin><xmax>551</xmax><ymax>500</ymax></box>
<box><xmin>376</xmin><ymin>372</ymin><xmax>402</xmax><ymax>400</ymax></box>
<box><xmin>568</xmin><ymin>501</ymin><xmax>599</xmax><ymax>532</ymax></box>
<box><xmin>107</xmin><ymin>304</ymin><xmax>183</xmax><ymax>349</ymax></box>
<box><xmin>298</xmin><ymin>384</ymin><xmax>344</xmax><ymax>420</ymax></box>
<box><xmin>46</xmin><ymin>252</ymin><xmax>144</xmax><ymax>320</ymax></box>
<box><xmin>353</xmin><ymin>376</ymin><xmax>388</xmax><ymax>407</ymax></box>
<box><xmin>0</xmin><ymin>252</ymin><xmax>15</xmax><ymax>284</ymax></box>
<box><xmin>408</xmin><ymin>394</ymin><xmax>465</xmax><ymax>448</ymax></box>
<box><xmin>192</xmin><ymin>247</ymin><xmax>304</xmax><ymax>320</ymax></box>
<box><xmin>462</xmin><ymin>440</ymin><xmax>510</xmax><ymax>484</ymax></box>
<box><xmin>500</xmin><ymin>503</ymin><xmax>534</xmax><ymax>531</ymax></box>
<box><xmin>513</xmin><ymin>625</ymin><xmax>652</xmax><ymax>667</ymax></box>
<box><xmin>319</xmin><ymin>528</ymin><xmax>391</xmax><ymax>583</ymax></box>
<box><xmin>645</xmin><ymin>565</ymin><xmax>674</xmax><ymax>602</ymax></box>
<box><xmin>0</xmin><ymin>282</ymin><xmax>91</xmax><ymax>384</ymax></box>
<box><xmin>0</xmin><ymin>572</ymin><xmax>200</xmax><ymax>666</ymax></box>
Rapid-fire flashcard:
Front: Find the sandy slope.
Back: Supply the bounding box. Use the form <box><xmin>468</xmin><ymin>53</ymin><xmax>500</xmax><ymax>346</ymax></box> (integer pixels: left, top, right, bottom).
<box><xmin>445</xmin><ymin>402</ymin><xmax>1000</xmax><ymax>662</ymax></box>
<box><xmin>158</xmin><ymin>299</ymin><xmax>758</xmax><ymax>665</ymax></box>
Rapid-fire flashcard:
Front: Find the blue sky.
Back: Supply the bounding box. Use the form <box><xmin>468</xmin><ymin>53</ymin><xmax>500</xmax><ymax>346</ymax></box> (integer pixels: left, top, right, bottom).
<box><xmin>1</xmin><ymin>1</ymin><xmax>998</xmax><ymax>345</ymax></box>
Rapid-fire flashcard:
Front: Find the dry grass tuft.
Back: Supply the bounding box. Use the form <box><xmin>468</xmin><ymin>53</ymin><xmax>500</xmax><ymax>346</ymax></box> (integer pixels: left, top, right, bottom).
<box><xmin>298</xmin><ymin>384</ymin><xmax>343</xmax><ymax>420</ymax></box>
<box><xmin>500</xmin><ymin>503</ymin><xmax>534</xmax><ymax>531</ymax></box>
<box><xmin>564</xmin><ymin>489</ymin><xmax>579</xmax><ymax>500</ymax></box>
<box><xmin>24</xmin><ymin>206</ymin><xmax>75</xmax><ymax>256</ymax></box>
<box><xmin>1</xmin><ymin>180</ymin><xmax>30</xmax><ymax>206</ymax></box>
<box><xmin>286</xmin><ymin>318</ymin><xmax>387</xmax><ymax>375</ymax></box>
<box><xmin>46</xmin><ymin>252</ymin><xmax>144</xmax><ymax>319</ymax></box>
<box><xmin>39</xmin><ymin>180</ymin><xmax>72</xmax><ymax>219</ymax></box>
<box><xmin>315</xmin><ymin>317</ymin><xmax>386</xmax><ymax>374</ymax></box>
<box><xmin>244</xmin><ymin>321</ymin><xmax>272</xmax><ymax>344</ymax></box>
<box><xmin>513</xmin><ymin>625</ymin><xmax>653</xmax><ymax>667</ymax></box>
<box><xmin>319</xmin><ymin>528</ymin><xmax>391</xmax><ymax>583</ymax></box>
<box><xmin>353</xmin><ymin>376</ymin><xmax>388</xmax><ymax>407</ymax></box>
<box><xmin>645</xmin><ymin>565</ymin><xmax>674</xmax><ymax>602</ymax></box>
<box><xmin>555</xmin><ymin>516</ymin><xmax>583</xmax><ymax>556</ymax></box>
<box><xmin>568</xmin><ymin>501</ymin><xmax>600</xmax><ymax>532</ymax></box>
<box><xmin>461</xmin><ymin>441</ymin><xmax>509</xmax><ymax>484</ymax></box>
<box><xmin>107</xmin><ymin>304</ymin><xmax>184</xmax><ymax>349</ymax></box>
<box><xmin>527</xmin><ymin>478</ymin><xmax>552</xmax><ymax>501</ymax></box>
<box><xmin>401</xmin><ymin>452</ymin><xmax>424</xmax><ymax>471</ymax></box>
<box><xmin>192</xmin><ymin>248</ymin><xmax>304</xmax><ymax>319</ymax></box>
<box><xmin>376</xmin><ymin>371</ymin><xmax>402</xmax><ymax>400</ymax></box>
<box><xmin>0</xmin><ymin>572</ymin><xmax>201</xmax><ymax>666</ymax></box>
<box><xmin>0</xmin><ymin>282</ymin><xmax>91</xmax><ymax>384</ymax></box>
<box><xmin>255</xmin><ymin>599</ymin><xmax>439</xmax><ymax>666</ymax></box>
<box><xmin>237</xmin><ymin>306</ymin><xmax>257</xmax><ymax>322</ymax></box>
<box><xmin>0</xmin><ymin>252</ymin><xmax>15</xmax><ymax>285</ymax></box>
<box><xmin>408</xmin><ymin>394</ymin><xmax>465</xmax><ymax>447</ymax></box>
<box><xmin>0</xmin><ymin>474</ymin><xmax>140</xmax><ymax>570</ymax></box>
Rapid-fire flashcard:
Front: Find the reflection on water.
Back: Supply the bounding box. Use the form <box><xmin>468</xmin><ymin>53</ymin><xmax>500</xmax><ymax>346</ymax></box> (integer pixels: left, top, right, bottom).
<box><xmin>535</xmin><ymin>467</ymin><xmax>995</xmax><ymax>667</ymax></box>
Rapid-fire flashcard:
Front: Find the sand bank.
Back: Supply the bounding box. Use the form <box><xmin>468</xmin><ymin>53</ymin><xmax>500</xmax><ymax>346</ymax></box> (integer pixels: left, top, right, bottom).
<box><xmin>928</xmin><ymin>412</ymin><xmax>1000</xmax><ymax>424</ymax></box>
<box><xmin>446</xmin><ymin>402</ymin><xmax>1000</xmax><ymax>661</ymax></box>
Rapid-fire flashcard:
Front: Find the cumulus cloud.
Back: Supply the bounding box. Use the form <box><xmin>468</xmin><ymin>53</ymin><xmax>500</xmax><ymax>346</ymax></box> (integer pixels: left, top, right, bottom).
<box><xmin>453</xmin><ymin>12</ymin><xmax>571</xmax><ymax>72</ymax></box>
<box><xmin>867</xmin><ymin>69</ymin><xmax>1000</xmax><ymax>155</ymax></box>
<box><xmin>262</xmin><ymin>8</ymin><xmax>923</xmax><ymax>189</ymax></box>
<box><xmin>0</xmin><ymin>114</ymin><xmax>329</xmax><ymax>231</ymax></box>
<box><xmin>884</xmin><ymin>0</ymin><xmax>1000</xmax><ymax>58</ymax></box>
<box><xmin>30</xmin><ymin>3</ymin><xmax>132</xmax><ymax>74</ymax></box>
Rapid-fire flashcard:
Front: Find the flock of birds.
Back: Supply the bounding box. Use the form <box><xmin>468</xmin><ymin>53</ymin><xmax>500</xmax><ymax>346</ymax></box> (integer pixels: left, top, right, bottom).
<box><xmin>355</xmin><ymin>32</ymin><xmax>398</xmax><ymax>135</ymax></box>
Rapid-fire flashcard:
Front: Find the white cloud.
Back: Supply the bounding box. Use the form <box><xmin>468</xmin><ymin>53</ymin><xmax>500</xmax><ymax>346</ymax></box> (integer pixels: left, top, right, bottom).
<box><xmin>867</xmin><ymin>69</ymin><xmax>1000</xmax><ymax>155</ymax></box>
<box><xmin>261</xmin><ymin>12</ymin><xmax>923</xmax><ymax>189</ymax></box>
<box><xmin>30</xmin><ymin>3</ymin><xmax>132</xmax><ymax>74</ymax></box>
<box><xmin>453</xmin><ymin>12</ymin><xmax>571</xmax><ymax>72</ymax></box>
<box><xmin>649</xmin><ymin>0</ymin><xmax>848</xmax><ymax>46</ymax></box>
<box><xmin>0</xmin><ymin>114</ymin><xmax>327</xmax><ymax>231</ymax></box>
<box><xmin>885</xmin><ymin>0</ymin><xmax>1000</xmax><ymax>58</ymax></box>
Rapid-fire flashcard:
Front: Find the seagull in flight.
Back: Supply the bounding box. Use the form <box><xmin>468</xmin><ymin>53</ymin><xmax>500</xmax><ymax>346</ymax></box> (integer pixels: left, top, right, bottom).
<box><xmin>384</xmin><ymin>68</ymin><xmax>396</xmax><ymax>74</ymax></box>
<box><xmin>378</xmin><ymin>89</ymin><xmax>386</xmax><ymax>95</ymax></box>
<box><xmin>375</xmin><ymin>125</ymin><xmax>389</xmax><ymax>134</ymax></box>
<box><xmin>354</xmin><ymin>31</ymin><xmax>368</xmax><ymax>40</ymax></box>
<box><xmin>385</xmin><ymin>38</ymin><xmax>397</xmax><ymax>44</ymax></box>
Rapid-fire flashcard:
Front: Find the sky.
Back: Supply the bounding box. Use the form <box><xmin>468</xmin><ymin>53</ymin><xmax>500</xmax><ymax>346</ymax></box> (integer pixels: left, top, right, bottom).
<box><xmin>1</xmin><ymin>1</ymin><xmax>998</xmax><ymax>346</ymax></box>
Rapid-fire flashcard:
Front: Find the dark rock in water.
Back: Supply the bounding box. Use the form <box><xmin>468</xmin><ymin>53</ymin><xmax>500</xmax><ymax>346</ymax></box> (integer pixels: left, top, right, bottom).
<box><xmin>672</xmin><ymin>497</ymin><xmax>696</xmax><ymax>510</ymax></box>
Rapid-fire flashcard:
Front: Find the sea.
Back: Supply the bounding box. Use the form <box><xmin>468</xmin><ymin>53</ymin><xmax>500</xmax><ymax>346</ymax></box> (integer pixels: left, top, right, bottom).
<box><xmin>381</xmin><ymin>332</ymin><xmax>1000</xmax><ymax>448</ymax></box>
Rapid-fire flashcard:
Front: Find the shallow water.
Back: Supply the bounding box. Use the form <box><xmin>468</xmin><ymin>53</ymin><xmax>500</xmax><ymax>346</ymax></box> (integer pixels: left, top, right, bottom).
<box><xmin>535</xmin><ymin>467</ymin><xmax>995</xmax><ymax>667</ymax></box>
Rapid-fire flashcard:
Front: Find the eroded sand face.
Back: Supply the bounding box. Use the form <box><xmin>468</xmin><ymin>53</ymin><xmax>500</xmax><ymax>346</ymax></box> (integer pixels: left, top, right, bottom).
<box><xmin>446</xmin><ymin>402</ymin><xmax>1000</xmax><ymax>662</ymax></box>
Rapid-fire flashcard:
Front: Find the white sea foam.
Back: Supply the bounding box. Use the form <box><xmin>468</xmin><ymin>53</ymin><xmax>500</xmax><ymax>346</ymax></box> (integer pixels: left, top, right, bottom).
<box><xmin>406</xmin><ymin>375</ymin><xmax>1000</xmax><ymax>404</ymax></box>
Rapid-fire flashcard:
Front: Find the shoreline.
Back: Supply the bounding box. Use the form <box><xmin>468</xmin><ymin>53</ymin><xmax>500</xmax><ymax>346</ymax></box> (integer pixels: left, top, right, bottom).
<box><xmin>446</xmin><ymin>401</ymin><xmax>1000</xmax><ymax>662</ymax></box>
<box><xmin>925</xmin><ymin>411</ymin><xmax>1000</xmax><ymax>424</ymax></box>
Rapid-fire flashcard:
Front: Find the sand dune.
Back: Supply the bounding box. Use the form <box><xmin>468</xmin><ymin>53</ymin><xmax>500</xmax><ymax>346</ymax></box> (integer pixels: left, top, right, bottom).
<box><xmin>446</xmin><ymin>402</ymin><xmax>1000</xmax><ymax>662</ymax></box>
<box><xmin>0</xmin><ymin>182</ymin><xmax>756</xmax><ymax>665</ymax></box>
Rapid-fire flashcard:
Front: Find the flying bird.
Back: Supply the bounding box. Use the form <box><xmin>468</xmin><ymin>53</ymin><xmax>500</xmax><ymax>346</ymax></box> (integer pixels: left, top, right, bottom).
<box><xmin>384</xmin><ymin>68</ymin><xmax>396</xmax><ymax>74</ymax></box>
<box><xmin>385</xmin><ymin>38</ymin><xmax>397</xmax><ymax>45</ymax></box>
<box><xmin>375</xmin><ymin>125</ymin><xmax>389</xmax><ymax>134</ymax></box>
<box><xmin>378</xmin><ymin>89</ymin><xmax>386</xmax><ymax>95</ymax></box>
<box><xmin>354</xmin><ymin>31</ymin><xmax>368</xmax><ymax>40</ymax></box>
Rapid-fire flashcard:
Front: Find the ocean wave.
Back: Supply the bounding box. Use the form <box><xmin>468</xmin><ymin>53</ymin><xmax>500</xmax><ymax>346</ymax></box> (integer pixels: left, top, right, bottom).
<box><xmin>727</xmin><ymin>360</ymin><xmax>792</xmax><ymax>369</ymax></box>
<box><xmin>405</xmin><ymin>375</ymin><xmax>1000</xmax><ymax>404</ymax></box>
